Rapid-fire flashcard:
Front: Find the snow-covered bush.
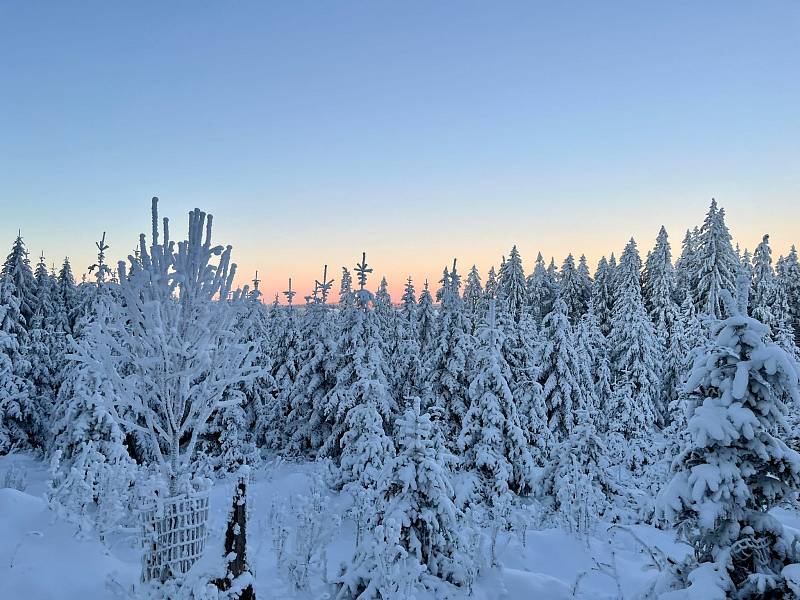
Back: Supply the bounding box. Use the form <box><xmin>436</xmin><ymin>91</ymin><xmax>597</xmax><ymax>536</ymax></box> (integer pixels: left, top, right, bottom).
<box><xmin>285</xmin><ymin>478</ymin><xmax>340</xmax><ymax>591</ymax></box>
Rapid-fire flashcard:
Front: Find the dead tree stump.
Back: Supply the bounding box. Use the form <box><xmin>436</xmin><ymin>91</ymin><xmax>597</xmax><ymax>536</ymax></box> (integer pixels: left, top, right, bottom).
<box><xmin>214</xmin><ymin>474</ymin><xmax>255</xmax><ymax>599</ymax></box>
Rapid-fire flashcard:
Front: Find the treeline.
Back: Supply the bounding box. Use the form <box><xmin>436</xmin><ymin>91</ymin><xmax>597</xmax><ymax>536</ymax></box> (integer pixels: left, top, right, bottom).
<box><xmin>1</xmin><ymin>198</ymin><xmax>799</xmax><ymax>597</ymax></box>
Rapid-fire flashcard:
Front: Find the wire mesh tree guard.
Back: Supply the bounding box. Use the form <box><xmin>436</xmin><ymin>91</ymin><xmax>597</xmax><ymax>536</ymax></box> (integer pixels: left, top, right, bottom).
<box><xmin>139</xmin><ymin>491</ymin><xmax>210</xmax><ymax>582</ymax></box>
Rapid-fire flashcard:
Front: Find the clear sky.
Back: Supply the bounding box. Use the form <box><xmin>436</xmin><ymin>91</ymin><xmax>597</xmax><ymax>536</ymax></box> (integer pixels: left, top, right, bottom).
<box><xmin>1</xmin><ymin>1</ymin><xmax>798</xmax><ymax>300</ymax></box>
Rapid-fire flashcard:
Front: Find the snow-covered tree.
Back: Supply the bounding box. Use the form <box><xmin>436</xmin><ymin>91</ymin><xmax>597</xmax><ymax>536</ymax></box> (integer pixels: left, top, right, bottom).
<box><xmin>426</xmin><ymin>260</ymin><xmax>474</xmax><ymax>442</ymax></box>
<box><xmin>56</xmin><ymin>257</ymin><xmax>78</xmax><ymax>332</ymax></box>
<box><xmin>376</xmin><ymin>398</ymin><xmax>469</xmax><ymax>588</ymax></box>
<box><xmin>67</xmin><ymin>198</ymin><xmax>259</xmax><ymax>495</ymax></box>
<box><xmin>323</xmin><ymin>254</ymin><xmax>396</xmax><ymax>488</ymax></box>
<box><xmin>658</xmin><ymin>291</ymin><xmax>800</xmax><ymax>598</ymax></box>
<box><xmin>0</xmin><ymin>274</ymin><xmax>36</xmax><ymax>453</ymax></box>
<box><xmin>400</xmin><ymin>276</ymin><xmax>417</xmax><ymax>326</ymax></box>
<box><xmin>286</xmin><ymin>270</ymin><xmax>338</xmax><ymax>456</ymax></box>
<box><xmin>778</xmin><ymin>245</ymin><xmax>800</xmax><ymax>345</ymax></box>
<box><xmin>609</xmin><ymin>238</ymin><xmax>662</xmax><ymax>429</ymax></box>
<box><xmin>526</xmin><ymin>253</ymin><xmax>556</xmax><ymax>325</ymax></box>
<box><xmin>592</xmin><ymin>256</ymin><xmax>615</xmax><ymax>337</ymax></box>
<box><xmin>334</xmin><ymin>513</ymin><xmax>425</xmax><ymax>600</ymax></box>
<box><xmin>48</xmin><ymin>337</ymin><xmax>138</xmax><ymax>536</ymax></box>
<box><xmin>224</xmin><ymin>281</ymin><xmax>275</xmax><ymax>458</ymax></box>
<box><xmin>463</xmin><ymin>265</ymin><xmax>483</xmax><ymax>330</ymax></box>
<box><xmin>339</xmin><ymin>389</ymin><xmax>395</xmax><ymax>491</ymax></box>
<box><xmin>24</xmin><ymin>311</ymin><xmax>58</xmax><ymax>449</ymax></box>
<box><xmin>575</xmin><ymin>308</ymin><xmax>612</xmax><ymax>433</ymax></box>
<box><xmin>694</xmin><ymin>200</ymin><xmax>738</xmax><ymax>318</ymax></box>
<box><xmin>558</xmin><ymin>254</ymin><xmax>590</xmax><ymax>323</ymax></box>
<box><xmin>749</xmin><ymin>235</ymin><xmax>797</xmax><ymax>354</ymax></box>
<box><xmin>543</xmin><ymin>406</ymin><xmax>612</xmax><ymax>537</ymax></box>
<box><xmin>661</xmin><ymin>296</ymin><xmax>704</xmax><ymax>426</ymax></box>
<box><xmin>2</xmin><ymin>233</ymin><xmax>37</xmax><ymax>327</ymax></box>
<box><xmin>674</xmin><ymin>228</ymin><xmax>699</xmax><ymax>305</ymax></box>
<box><xmin>577</xmin><ymin>254</ymin><xmax>593</xmax><ymax>300</ymax></box>
<box><xmin>339</xmin><ymin>267</ymin><xmax>354</xmax><ymax>309</ymax></box>
<box><xmin>499</xmin><ymin>309</ymin><xmax>549</xmax><ymax>463</ymax></box>
<box><xmin>374</xmin><ymin>277</ymin><xmax>394</xmax><ymax>333</ymax></box>
<box><xmin>751</xmin><ymin>235</ymin><xmax>776</xmax><ymax>322</ymax></box>
<box><xmin>497</xmin><ymin>245</ymin><xmax>527</xmax><ymax>323</ymax></box>
<box><xmin>416</xmin><ymin>280</ymin><xmax>437</xmax><ymax>358</ymax></box>
<box><xmin>535</xmin><ymin>297</ymin><xmax>587</xmax><ymax>442</ymax></box>
<box><xmin>484</xmin><ymin>265</ymin><xmax>498</xmax><ymax>303</ymax></box>
<box><xmin>390</xmin><ymin>311</ymin><xmax>427</xmax><ymax>407</ymax></box>
<box><xmin>261</xmin><ymin>281</ymin><xmax>304</xmax><ymax>451</ymax></box>
<box><xmin>459</xmin><ymin>300</ymin><xmax>536</xmax><ymax>502</ymax></box>
<box><xmin>643</xmin><ymin>226</ymin><xmax>677</xmax><ymax>334</ymax></box>
<box><xmin>32</xmin><ymin>253</ymin><xmax>56</xmax><ymax>321</ymax></box>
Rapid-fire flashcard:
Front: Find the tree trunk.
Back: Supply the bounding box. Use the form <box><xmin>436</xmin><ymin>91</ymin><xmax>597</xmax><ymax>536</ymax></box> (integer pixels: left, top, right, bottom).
<box><xmin>214</xmin><ymin>475</ymin><xmax>255</xmax><ymax>599</ymax></box>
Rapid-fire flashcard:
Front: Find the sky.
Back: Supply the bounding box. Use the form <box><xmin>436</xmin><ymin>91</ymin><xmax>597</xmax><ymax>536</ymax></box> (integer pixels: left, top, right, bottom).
<box><xmin>1</xmin><ymin>1</ymin><xmax>799</xmax><ymax>301</ymax></box>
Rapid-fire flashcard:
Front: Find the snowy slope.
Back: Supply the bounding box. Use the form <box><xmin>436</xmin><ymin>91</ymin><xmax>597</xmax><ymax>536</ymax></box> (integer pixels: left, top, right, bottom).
<box><xmin>0</xmin><ymin>453</ymin><xmax>708</xmax><ymax>600</ymax></box>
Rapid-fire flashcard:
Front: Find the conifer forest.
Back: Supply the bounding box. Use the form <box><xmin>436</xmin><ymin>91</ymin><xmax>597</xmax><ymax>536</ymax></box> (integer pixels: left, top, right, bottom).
<box><xmin>1</xmin><ymin>196</ymin><xmax>800</xmax><ymax>599</ymax></box>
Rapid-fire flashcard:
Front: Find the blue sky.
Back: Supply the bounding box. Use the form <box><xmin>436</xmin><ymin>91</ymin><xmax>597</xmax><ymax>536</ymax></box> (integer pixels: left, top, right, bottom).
<box><xmin>1</xmin><ymin>1</ymin><xmax>798</xmax><ymax>298</ymax></box>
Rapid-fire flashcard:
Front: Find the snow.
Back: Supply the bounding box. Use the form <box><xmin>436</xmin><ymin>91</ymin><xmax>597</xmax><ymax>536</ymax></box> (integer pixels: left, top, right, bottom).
<box><xmin>0</xmin><ymin>457</ymin><xmax>137</xmax><ymax>600</ymax></box>
<box><xmin>0</xmin><ymin>453</ymin><xmax>708</xmax><ymax>600</ymax></box>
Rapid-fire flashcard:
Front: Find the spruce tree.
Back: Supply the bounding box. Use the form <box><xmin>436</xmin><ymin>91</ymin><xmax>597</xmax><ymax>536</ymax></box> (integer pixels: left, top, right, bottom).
<box><xmin>778</xmin><ymin>245</ymin><xmax>800</xmax><ymax>345</ymax></box>
<box><xmin>463</xmin><ymin>265</ymin><xmax>483</xmax><ymax>328</ymax></box>
<box><xmin>748</xmin><ymin>238</ymin><xmax>796</xmax><ymax>356</ymax></box>
<box><xmin>526</xmin><ymin>252</ymin><xmax>556</xmax><ymax>325</ymax></box>
<box><xmin>375</xmin><ymin>277</ymin><xmax>393</xmax><ymax>324</ymax></box>
<box><xmin>658</xmin><ymin>292</ymin><xmax>800</xmax><ymax>598</ymax></box>
<box><xmin>575</xmin><ymin>307</ymin><xmax>612</xmax><ymax>433</ymax></box>
<box><xmin>374</xmin><ymin>276</ymin><xmax>397</xmax><ymax>360</ymax></box>
<box><xmin>643</xmin><ymin>226</ymin><xmax>678</xmax><ymax>333</ymax></box>
<box><xmin>2</xmin><ymin>233</ymin><xmax>37</xmax><ymax>327</ymax></box>
<box><xmin>0</xmin><ymin>277</ymin><xmax>35</xmax><ymax>453</ymax></box>
<box><xmin>377</xmin><ymin>398</ymin><xmax>468</xmax><ymax>587</ymax></box>
<box><xmin>287</xmin><ymin>276</ymin><xmax>338</xmax><ymax>456</ymax></box>
<box><xmin>236</xmin><ymin>286</ymin><xmax>278</xmax><ymax>457</ymax></box>
<box><xmin>24</xmin><ymin>311</ymin><xmax>58</xmax><ymax>449</ymax></box>
<box><xmin>592</xmin><ymin>257</ymin><xmax>615</xmax><ymax>337</ymax></box>
<box><xmin>459</xmin><ymin>300</ymin><xmax>535</xmax><ymax>502</ymax></box>
<box><xmin>207</xmin><ymin>278</ymin><xmax>271</xmax><ymax>471</ymax></box>
<box><xmin>323</xmin><ymin>254</ymin><xmax>396</xmax><ymax>489</ymax></box>
<box><xmin>425</xmin><ymin>260</ymin><xmax>474</xmax><ymax>443</ymax></box>
<box><xmin>48</xmin><ymin>341</ymin><xmax>136</xmax><ymax>536</ymax></box>
<box><xmin>416</xmin><ymin>280</ymin><xmax>437</xmax><ymax>359</ymax></box>
<box><xmin>609</xmin><ymin>238</ymin><xmax>662</xmax><ymax>429</ymax></box>
<box><xmin>400</xmin><ymin>276</ymin><xmax>418</xmax><ymax>326</ymax></box>
<box><xmin>497</xmin><ymin>245</ymin><xmax>527</xmax><ymax>323</ymax></box>
<box><xmin>390</xmin><ymin>311</ymin><xmax>427</xmax><ymax>406</ymax></box>
<box><xmin>536</xmin><ymin>297</ymin><xmax>587</xmax><ymax>442</ymax></box>
<box><xmin>32</xmin><ymin>252</ymin><xmax>57</xmax><ymax>321</ymax></box>
<box><xmin>339</xmin><ymin>266</ymin><xmax>354</xmax><ymax>309</ymax></box>
<box><xmin>751</xmin><ymin>234</ymin><xmax>776</xmax><ymax>324</ymax></box>
<box><xmin>674</xmin><ymin>228</ymin><xmax>698</xmax><ymax>305</ymax></box>
<box><xmin>264</xmin><ymin>282</ymin><xmax>303</xmax><ymax>450</ymax></box>
<box><xmin>544</xmin><ymin>406</ymin><xmax>613</xmax><ymax>536</ymax></box>
<box><xmin>694</xmin><ymin>200</ymin><xmax>738</xmax><ymax>318</ymax></box>
<box><xmin>661</xmin><ymin>296</ymin><xmax>703</xmax><ymax>426</ymax></box>
<box><xmin>483</xmin><ymin>266</ymin><xmax>498</xmax><ymax>306</ymax></box>
<box><xmin>559</xmin><ymin>254</ymin><xmax>589</xmax><ymax>323</ymax></box>
<box><xmin>499</xmin><ymin>308</ymin><xmax>549</xmax><ymax>463</ymax></box>
<box><xmin>56</xmin><ymin>257</ymin><xmax>78</xmax><ymax>332</ymax></box>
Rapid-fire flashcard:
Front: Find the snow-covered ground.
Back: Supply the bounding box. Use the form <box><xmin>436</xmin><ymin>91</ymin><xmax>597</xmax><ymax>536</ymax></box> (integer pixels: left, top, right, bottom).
<box><xmin>0</xmin><ymin>453</ymin><xmax>702</xmax><ymax>600</ymax></box>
